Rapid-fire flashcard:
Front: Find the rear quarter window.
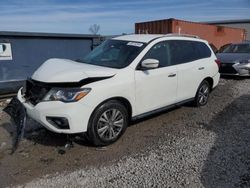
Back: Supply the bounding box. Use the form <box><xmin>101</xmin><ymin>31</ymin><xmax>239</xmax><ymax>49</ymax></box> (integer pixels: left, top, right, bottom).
<box><xmin>169</xmin><ymin>40</ymin><xmax>211</xmax><ymax>65</ymax></box>
<box><xmin>195</xmin><ymin>42</ymin><xmax>212</xmax><ymax>59</ymax></box>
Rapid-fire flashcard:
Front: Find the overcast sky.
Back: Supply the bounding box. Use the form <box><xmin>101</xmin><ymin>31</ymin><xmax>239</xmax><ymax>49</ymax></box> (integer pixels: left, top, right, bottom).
<box><xmin>0</xmin><ymin>0</ymin><xmax>249</xmax><ymax>35</ymax></box>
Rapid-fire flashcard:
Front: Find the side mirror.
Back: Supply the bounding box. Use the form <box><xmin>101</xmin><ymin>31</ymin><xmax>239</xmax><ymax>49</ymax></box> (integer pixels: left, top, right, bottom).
<box><xmin>141</xmin><ymin>59</ymin><xmax>159</xmax><ymax>69</ymax></box>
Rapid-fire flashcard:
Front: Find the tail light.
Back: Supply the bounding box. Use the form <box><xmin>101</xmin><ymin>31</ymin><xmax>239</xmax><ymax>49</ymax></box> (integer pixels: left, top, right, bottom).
<box><xmin>215</xmin><ymin>59</ymin><xmax>221</xmax><ymax>68</ymax></box>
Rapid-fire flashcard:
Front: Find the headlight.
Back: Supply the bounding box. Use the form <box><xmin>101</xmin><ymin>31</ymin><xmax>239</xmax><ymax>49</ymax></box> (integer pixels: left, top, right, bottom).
<box><xmin>43</xmin><ymin>88</ymin><xmax>91</xmax><ymax>102</ymax></box>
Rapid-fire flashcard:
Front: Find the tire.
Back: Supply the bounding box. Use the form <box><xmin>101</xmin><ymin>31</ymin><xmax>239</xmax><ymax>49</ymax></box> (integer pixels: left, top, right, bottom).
<box><xmin>193</xmin><ymin>80</ymin><xmax>211</xmax><ymax>107</ymax></box>
<box><xmin>87</xmin><ymin>100</ymin><xmax>128</xmax><ymax>146</ymax></box>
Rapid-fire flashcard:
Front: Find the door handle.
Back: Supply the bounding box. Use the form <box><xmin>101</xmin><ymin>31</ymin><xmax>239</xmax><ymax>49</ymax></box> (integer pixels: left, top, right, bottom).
<box><xmin>168</xmin><ymin>73</ymin><xmax>176</xmax><ymax>77</ymax></box>
<box><xmin>198</xmin><ymin>67</ymin><xmax>205</xmax><ymax>70</ymax></box>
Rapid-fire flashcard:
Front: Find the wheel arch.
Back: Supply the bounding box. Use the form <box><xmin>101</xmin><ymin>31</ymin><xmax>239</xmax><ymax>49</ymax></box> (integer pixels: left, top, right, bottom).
<box><xmin>89</xmin><ymin>96</ymin><xmax>133</xmax><ymax>122</ymax></box>
<box><xmin>203</xmin><ymin>77</ymin><xmax>214</xmax><ymax>90</ymax></box>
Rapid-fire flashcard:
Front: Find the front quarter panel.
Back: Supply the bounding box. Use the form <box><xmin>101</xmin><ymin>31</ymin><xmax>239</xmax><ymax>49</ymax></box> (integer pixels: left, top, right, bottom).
<box><xmin>81</xmin><ymin>68</ymin><xmax>136</xmax><ymax>116</ymax></box>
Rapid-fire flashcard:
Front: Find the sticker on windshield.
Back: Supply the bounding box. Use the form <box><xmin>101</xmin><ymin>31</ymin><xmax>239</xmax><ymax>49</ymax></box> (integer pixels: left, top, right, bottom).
<box><xmin>127</xmin><ymin>42</ymin><xmax>143</xmax><ymax>47</ymax></box>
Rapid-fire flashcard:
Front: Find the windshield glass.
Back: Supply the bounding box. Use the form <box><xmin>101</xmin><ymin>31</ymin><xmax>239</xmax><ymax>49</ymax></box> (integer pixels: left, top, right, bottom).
<box><xmin>80</xmin><ymin>39</ymin><xmax>146</xmax><ymax>69</ymax></box>
<box><xmin>222</xmin><ymin>43</ymin><xmax>250</xmax><ymax>53</ymax></box>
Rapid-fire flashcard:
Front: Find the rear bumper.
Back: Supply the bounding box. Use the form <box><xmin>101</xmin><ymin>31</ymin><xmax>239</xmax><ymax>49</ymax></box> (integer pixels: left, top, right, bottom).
<box><xmin>17</xmin><ymin>88</ymin><xmax>93</xmax><ymax>134</ymax></box>
<box><xmin>212</xmin><ymin>72</ymin><xmax>220</xmax><ymax>88</ymax></box>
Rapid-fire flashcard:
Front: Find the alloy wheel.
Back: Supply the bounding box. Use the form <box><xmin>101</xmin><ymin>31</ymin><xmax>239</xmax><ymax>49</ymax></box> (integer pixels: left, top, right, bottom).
<box><xmin>97</xmin><ymin>108</ymin><xmax>124</xmax><ymax>141</ymax></box>
<box><xmin>198</xmin><ymin>83</ymin><xmax>210</xmax><ymax>105</ymax></box>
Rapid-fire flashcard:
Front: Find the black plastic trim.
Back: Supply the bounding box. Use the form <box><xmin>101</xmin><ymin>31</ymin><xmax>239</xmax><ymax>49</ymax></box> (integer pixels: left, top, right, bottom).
<box><xmin>132</xmin><ymin>98</ymin><xmax>194</xmax><ymax>121</ymax></box>
<box><xmin>46</xmin><ymin>116</ymin><xmax>70</xmax><ymax>129</ymax></box>
<box><xmin>29</xmin><ymin>75</ymin><xmax>114</xmax><ymax>88</ymax></box>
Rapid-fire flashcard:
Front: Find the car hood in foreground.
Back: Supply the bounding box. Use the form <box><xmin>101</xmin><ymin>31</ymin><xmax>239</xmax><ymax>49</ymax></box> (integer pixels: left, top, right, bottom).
<box><xmin>32</xmin><ymin>58</ymin><xmax>117</xmax><ymax>83</ymax></box>
<box><xmin>216</xmin><ymin>53</ymin><xmax>250</xmax><ymax>64</ymax></box>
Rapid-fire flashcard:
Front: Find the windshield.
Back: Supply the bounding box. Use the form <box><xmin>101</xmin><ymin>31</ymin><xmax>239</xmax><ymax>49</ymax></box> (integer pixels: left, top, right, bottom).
<box><xmin>80</xmin><ymin>39</ymin><xmax>146</xmax><ymax>69</ymax></box>
<box><xmin>222</xmin><ymin>43</ymin><xmax>250</xmax><ymax>53</ymax></box>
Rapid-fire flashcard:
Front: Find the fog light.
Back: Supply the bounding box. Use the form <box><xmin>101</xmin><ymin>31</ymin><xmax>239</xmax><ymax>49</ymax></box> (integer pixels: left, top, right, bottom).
<box><xmin>46</xmin><ymin>117</ymin><xmax>69</xmax><ymax>129</ymax></box>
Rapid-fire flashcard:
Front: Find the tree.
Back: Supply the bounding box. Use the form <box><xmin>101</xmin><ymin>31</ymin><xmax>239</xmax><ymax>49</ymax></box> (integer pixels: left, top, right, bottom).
<box><xmin>89</xmin><ymin>24</ymin><xmax>100</xmax><ymax>35</ymax></box>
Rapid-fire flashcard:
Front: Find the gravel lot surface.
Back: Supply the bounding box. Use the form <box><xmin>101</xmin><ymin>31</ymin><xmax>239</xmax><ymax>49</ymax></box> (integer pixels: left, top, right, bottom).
<box><xmin>0</xmin><ymin>77</ymin><xmax>250</xmax><ymax>188</ymax></box>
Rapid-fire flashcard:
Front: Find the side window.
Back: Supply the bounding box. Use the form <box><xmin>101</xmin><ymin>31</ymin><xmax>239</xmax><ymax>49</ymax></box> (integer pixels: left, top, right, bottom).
<box><xmin>169</xmin><ymin>40</ymin><xmax>197</xmax><ymax>65</ymax></box>
<box><xmin>169</xmin><ymin>40</ymin><xmax>211</xmax><ymax>65</ymax></box>
<box><xmin>195</xmin><ymin>42</ymin><xmax>212</xmax><ymax>58</ymax></box>
<box><xmin>142</xmin><ymin>41</ymin><xmax>170</xmax><ymax>68</ymax></box>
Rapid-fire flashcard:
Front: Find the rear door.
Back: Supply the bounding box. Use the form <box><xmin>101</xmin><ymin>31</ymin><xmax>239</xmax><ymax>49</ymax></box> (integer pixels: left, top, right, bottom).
<box><xmin>135</xmin><ymin>41</ymin><xmax>177</xmax><ymax>115</ymax></box>
<box><xmin>168</xmin><ymin>40</ymin><xmax>212</xmax><ymax>102</ymax></box>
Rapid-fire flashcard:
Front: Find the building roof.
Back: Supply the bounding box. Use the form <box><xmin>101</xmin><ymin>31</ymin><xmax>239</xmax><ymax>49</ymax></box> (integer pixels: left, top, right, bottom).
<box><xmin>0</xmin><ymin>31</ymin><xmax>99</xmax><ymax>39</ymax></box>
<box><xmin>204</xmin><ymin>19</ymin><xmax>250</xmax><ymax>25</ymax></box>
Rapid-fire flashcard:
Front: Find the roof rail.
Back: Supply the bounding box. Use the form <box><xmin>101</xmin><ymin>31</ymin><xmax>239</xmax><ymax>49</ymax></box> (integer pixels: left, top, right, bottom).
<box><xmin>165</xmin><ymin>33</ymin><xmax>200</xmax><ymax>39</ymax></box>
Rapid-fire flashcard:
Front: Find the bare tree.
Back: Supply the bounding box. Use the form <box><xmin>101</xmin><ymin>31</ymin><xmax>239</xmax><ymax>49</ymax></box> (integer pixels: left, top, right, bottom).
<box><xmin>89</xmin><ymin>24</ymin><xmax>100</xmax><ymax>35</ymax></box>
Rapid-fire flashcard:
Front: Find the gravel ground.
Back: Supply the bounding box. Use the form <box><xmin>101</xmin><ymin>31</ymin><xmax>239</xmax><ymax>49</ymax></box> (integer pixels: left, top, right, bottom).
<box><xmin>0</xmin><ymin>78</ymin><xmax>250</xmax><ymax>188</ymax></box>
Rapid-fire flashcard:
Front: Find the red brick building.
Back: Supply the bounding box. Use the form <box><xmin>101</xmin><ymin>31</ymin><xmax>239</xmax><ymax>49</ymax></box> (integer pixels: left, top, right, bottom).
<box><xmin>135</xmin><ymin>18</ymin><xmax>246</xmax><ymax>49</ymax></box>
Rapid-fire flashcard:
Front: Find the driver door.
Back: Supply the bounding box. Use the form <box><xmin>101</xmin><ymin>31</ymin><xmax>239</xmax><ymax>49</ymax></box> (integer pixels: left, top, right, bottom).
<box><xmin>135</xmin><ymin>41</ymin><xmax>177</xmax><ymax>115</ymax></box>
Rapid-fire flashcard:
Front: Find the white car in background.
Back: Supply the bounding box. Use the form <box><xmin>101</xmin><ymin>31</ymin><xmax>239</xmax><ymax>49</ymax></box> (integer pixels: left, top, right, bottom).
<box><xmin>17</xmin><ymin>34</ymin><xmax>220</xmax><ymax>146</ymax></box>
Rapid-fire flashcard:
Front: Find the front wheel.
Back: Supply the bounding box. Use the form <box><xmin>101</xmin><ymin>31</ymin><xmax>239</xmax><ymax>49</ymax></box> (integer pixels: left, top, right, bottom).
<box><xmin>87</xmin><ymin>100</ymin><xmax>128</xmax><ymax>146</ymax></box>
<box><xmin>194</xmin><ymin>80</ymin><xmax>211</xmax><ymax>107</ymax></box>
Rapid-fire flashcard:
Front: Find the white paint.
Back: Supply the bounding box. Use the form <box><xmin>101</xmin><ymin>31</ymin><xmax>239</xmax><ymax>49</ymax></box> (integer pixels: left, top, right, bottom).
<box><xmin>32</xmin><ymin>58</ymin><xmax>117</xmax><ymax>83</ymax></box>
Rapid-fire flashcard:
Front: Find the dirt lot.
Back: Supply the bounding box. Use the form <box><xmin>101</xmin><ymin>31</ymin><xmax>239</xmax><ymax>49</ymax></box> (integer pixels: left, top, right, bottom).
<box><xmin>0</xmin><ymin>78</ymin><xmax>250</xmax><ymax>187</ymax></box>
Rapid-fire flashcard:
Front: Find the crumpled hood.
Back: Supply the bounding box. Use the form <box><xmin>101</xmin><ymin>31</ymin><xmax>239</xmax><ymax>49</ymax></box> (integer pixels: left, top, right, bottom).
<box><xmin>32</xmin><ymin>58</ymin><xmax>117</xmax><ymax>83</ymax></box>
<box><xmin>216</xmin><ymin>53</ymin><xmax>250</xmax><ymax>64</ymax></box>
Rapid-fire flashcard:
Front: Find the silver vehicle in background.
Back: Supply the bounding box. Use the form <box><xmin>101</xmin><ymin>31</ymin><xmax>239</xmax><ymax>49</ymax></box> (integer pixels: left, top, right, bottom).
<box><xmin>217</xmin><ymin>41</ymin><xmax>250</xmax><ymax>76</ymax></box>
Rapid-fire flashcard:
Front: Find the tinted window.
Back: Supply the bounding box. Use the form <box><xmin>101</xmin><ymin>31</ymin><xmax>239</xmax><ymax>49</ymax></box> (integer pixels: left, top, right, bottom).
<box><xmin>218</xmin><ymin>43</ymin><xmax>231</xmax><ymax>53</ymax></box>
<box><xmin>142</xmin><ymin>41</ymin><xmax>170</xmax><ymax>67</ymax></box>
<box><xmin>222</xmin><ymin>44</ymin><xmax>250</xmax><ymax>53</ymax></box>
<box><xmin>169</xmin><ymin>40</ymin><xmax>211</xmax><ymax>65</ymax></box>
<box><xmin>140</xmin><ymin>40</ymin><xmax>211</xmax><ymax>68</ymax></box>
<box><xmin>169</xmin><ymin>40</ymin><xmax>196</xmax><ymax>65</ymax></box>
<box><xmin>195</xmin><ymin>42</ymin><xmax>212</xmax><ymax>58</ymax></box>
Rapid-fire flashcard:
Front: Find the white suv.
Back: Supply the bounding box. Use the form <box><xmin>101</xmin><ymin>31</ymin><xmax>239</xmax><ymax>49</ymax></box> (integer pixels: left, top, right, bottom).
<box><xmin>17</xmin><ymin>34</ymin><xmax>220</xmax><ymax>146</ymax></box>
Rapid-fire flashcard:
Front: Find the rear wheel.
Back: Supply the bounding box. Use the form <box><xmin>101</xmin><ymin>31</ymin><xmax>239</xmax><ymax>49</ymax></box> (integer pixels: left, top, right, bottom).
<box><xmin>87</xmin><ymin>100</ymin><xmax>128</xmax><ymax>146</ymax></box>
<box><xmin>194</xmin><ymin>80</ymin><xmax>211</xmax><ymax>107</ymax></box>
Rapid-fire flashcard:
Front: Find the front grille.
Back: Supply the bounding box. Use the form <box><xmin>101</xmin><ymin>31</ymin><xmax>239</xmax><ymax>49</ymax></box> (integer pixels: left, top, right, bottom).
<box><xmin>24</xmin><ymin>79</ymin><xmax>51</xmax><ymax>105</ymax></box>
<box><xmin>219</xmin><ymin>63</ymin><xmax>238</xmax><ymax>74</ymax></box>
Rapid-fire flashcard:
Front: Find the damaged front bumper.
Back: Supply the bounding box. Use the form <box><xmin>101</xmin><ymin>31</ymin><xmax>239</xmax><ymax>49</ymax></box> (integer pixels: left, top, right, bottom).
<box><xmin>16</xmin><ymin>88</ymin><xmax>93</xmax><ymax>134</ymax></box>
